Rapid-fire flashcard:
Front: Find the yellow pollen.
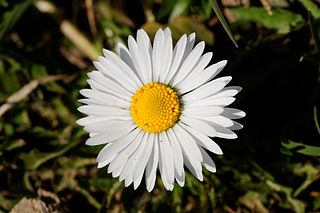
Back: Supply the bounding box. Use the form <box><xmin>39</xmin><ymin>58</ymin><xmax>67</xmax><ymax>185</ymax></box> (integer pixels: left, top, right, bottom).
<box><xmin>131</xmin><ymin>82</ymin><xmax>180</xmax><ymax>133</ymax></box>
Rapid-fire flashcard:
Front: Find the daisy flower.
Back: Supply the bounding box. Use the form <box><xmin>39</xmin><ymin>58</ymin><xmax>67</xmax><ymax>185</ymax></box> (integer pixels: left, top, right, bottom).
<box><xmin>76</xmin><ymin>28</ymin><xmax>245</xmax><ymax>192</ymax></box>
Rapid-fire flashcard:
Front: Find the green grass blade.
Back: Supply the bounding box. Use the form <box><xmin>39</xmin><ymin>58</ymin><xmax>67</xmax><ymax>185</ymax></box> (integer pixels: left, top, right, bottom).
<box><xmin>314</xmin><ymin>106</ymin><xmax>320</xmax><ymax>136</ymax></box>
<box><xmin>308</xmin><ymin>11</ymin><xmax>320</xmax><ymax>54</ymax></box>
<box><xmin>209</xmin><ymin>0</ymin><xmax>238</xmax><ymax>48</ymax></box>
<box><xmin>169</xmin><ymin>0</ymin><xmax>192</xmax><ymax>23</ymax></box>
<box><xmin>298</xmin><ymin>0</ymin><xmax>320</xmax><ymax>19</ymax></box>
<box><xmin>19</xmin><ymin>140</ymin><xmax>80</xmax><ymax>170</ymax></box>
<box><xmin>281</xmin><ymin>140</ymin><xmax>320</xmax><ymax>156</ymax></box>
<box><xmin>0</xmin><ymin>0</ymin><xmax>33</xmax><ymax>41</ymax></box>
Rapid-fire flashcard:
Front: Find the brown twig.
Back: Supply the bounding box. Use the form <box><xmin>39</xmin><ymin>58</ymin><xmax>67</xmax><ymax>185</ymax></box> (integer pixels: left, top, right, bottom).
<box><xmin>0</xmin><ymin>75</ymin><xmax>71</xmax><ymax>117</ymax></box>
<box><xmin>59</xmin><ymin>47</ymin><xmax>89</xmax><ymax>69</ymax></box>
<box><xmin>35</xmin><ymin>0</ymin><xmax>100</xmax><ymax>61</ymax></box>
<box><xmin>259</xmin><ymin>0</ymin><xmax>272</xmax><ymax>15</ymax></box>
<box><xmin>85</xmin><ymin>0</ymin><xmax>97</xmax><ymax>38</ymax></box>
<box><xmin>143</xmin><ymin>5</ymin><xmax>155</xmax><ymax>23</ymax></box>
<box><xmin>60</xmin><ymin>20</ymin><xmax>100</xmax><ymax>61</ymax></box>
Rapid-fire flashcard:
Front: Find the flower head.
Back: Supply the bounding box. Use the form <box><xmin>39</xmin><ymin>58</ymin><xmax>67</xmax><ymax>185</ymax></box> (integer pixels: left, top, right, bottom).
<box><xmin>77</xmin><ymin>28</ymin><xmax>245</xmax><ymax>191</ymax></box>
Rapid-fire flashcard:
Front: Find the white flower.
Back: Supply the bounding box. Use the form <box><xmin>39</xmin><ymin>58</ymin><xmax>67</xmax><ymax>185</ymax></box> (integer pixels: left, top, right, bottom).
<box><xmin>76</xmin><ymin>28</ymin><xmax>245</xmax><ymax>192</ymax></box>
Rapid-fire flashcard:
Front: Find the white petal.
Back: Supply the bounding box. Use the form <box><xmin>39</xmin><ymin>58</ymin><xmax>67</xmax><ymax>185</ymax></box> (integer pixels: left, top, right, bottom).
<box><xmin>179</xmin><ymin>122</ymin><xmax>223</xmax><ymax>155</ymax></box>
<box><xmin>119</xmin><ymin>133</ymin><xmax>149</xmax><ymax>187</ymax></box>
<box><xmin>108</xmin><ymin>154</ymin><xmax>127</xmax><ymax>177</ymax></box>
<box><xmin>128</xmin><ymin>35</ymin><xmax>148</xmax><ymax>84</ymax></box>
<box><xmin>210</xmin><ymin>86</ymin><xmax>242</xmax><ymax>98</ymax></box>
<box><xmin>182</xmin><ymin>33</ymin><xmax>196</xmax><ymax>63</ymax></box>
<box><xmin>89</xmin><ymin>132</ymin><xmax>98</xmax><ymax>137</ymax></box>
<box><xmin>77</xmin><ymin>115</ymin><xmax>132</xmax><ymax>126</ymax></box>
<box><xmin>159</xmin><ymin>132</ymin><xmax>175</xmax><ymax>185</ymax></box>
<box><xmin>164</xmin><ymin>27</ymin><xmax>171</xmax><ymax>37</ymax></box>
<box><xmin>124</xmin><ymin>174</ymin><xmax>133</xmax><ymax>187</ymax></box>
<box><xmin>80</xmin><ymin>89</ymin><xmax>131</xmax><ymax>109</ymax></box>
<box><xmin>159</xmin><ymin>35</ymin><xmax>173</xmax><ymax>82</ymax></box>
<box><xmin>171</xmin><ymin>41</ymin><xmax>205</xmax><ymax>87</ymax></box>
<box><xmin>182</xmin><ymin>76</ymin><xmax>232</xmax><ymax>102</ymax></box>
<box><xmin>145</xmin><ymin>133</ymin><xmax>159</xmax><ymax>192</ymax></box>
<box><xmin>199</xmin><ymin>147</ymin><xmax>216</xmax><ymax>173</ymax></box>
<box><xmin>166</xmin><ymin>33</ymin><xmax>196</xmax><ymax>85</ymax></box>
<box><xmin>137</xmin><ymin>29</ymin><xmax>152</xmax><ymax>83</ymax></box>
<box><xmin>210</xmin><ymin>123</ymin><xmax>238</xmax><ymax>139</ymax></box>
<box><xmin>168</xmin><ymin>33</ymin><xmax>196</xmax><ymax>84</ymax></box>
<box><xmin>134</xmin><ymin>172</ymin><xmax>144</xmax><ymax>190</ymax></box>
<box><xmin>146</xmin><ymin>172</ymin><xmax>157</xmax><ymax>192</ymax></box>
<box><xmin>176</xmin><ymin>52</ymin><xmax>213</xmax><ymax>94</ymax></box>
<box><xmin>98</xmin><ymin>158</ymin><xmax>114</xmax><ymax>169</ymax></box>
<box><xmin>173</xmin><ymin>124</ymin><xmax>203</xmax><ymax>162</ymax></box>
<box><xmin>88</xmin><ymin>71</ymin><xmax>133</xmax><ymax>97</ymax></box>
<box><xmin>76</xmin><ymin>116</ymin><xmax>111</xmax><ymax>126</ymax></box>
<box><xmin>187</xmin><ymin>97</ymin><xmax>235</xmax><ymax>107</ymax></box>
<box><xmin>92</xmin><ymin>61</ymin><xmax>113</xmax><ymax>79</ymax></box>
<box><xmin>96</xmin><ymin>128</ymin><xmax>141</xmax><ymax>162</ymax></box>
<box><xmin>175</xmin><ymin>169</ymin><xmax>185</xmax><ymax>187</ymax></box>
<box><xmin>96</xmin><ymin>143</ymin><xmax>117</xmax><ymax>167</ymax></box>
<box><xmin>152</xmin><ymin>28</ymin><xmax>165</xmax><ymax>82</ymax></box>
<box><xmin>186</xmin><ymin>52</ymin><xmax>212</xmax><ymax>80</ymax></box>
<box><xmin>78</xmin><ymin>98</ymin><xmax>100</xmax><ymax>105</ymax></box>
<box><xmin>182</xmin><ymin>150</ymin><xmax>203</xmax><ymax>181</ymax></box>
<box><xmin>111</xmin><ymin>160</ymin><xmax>126</xmax><ymax>178</ymax></box>
<box><xmin>118</xmin><ymin>132</ymin><xmax>146</xmax><ymax>183</ymax></box>
<box><xmin>102</xmin><ymin>49</ymin><xmax>143</xmax><ymax>88</ymax></box>
<box><xmin>84</xmin><ymin>119</ymin><xmax>135</xmax><ymax>133</ymax></box>
<box><xmin>204</xmin><ymin>115</ymin><xmax>234</xmax><ymax>128</ymax></box>
<box><xmin>167</xmin><ymin>128</ymin><xmax>184</xmax><ymax>176</ymax></box>
<box><xmin>133</xmin><ymin>133</ymin><xmax>154</xmax><ymax>181</ymax></box>
<box><xmin>107</xmin><ymin>132</ymin><xmax>145</xmax><ymax>175</ymax></box>
<box><xmin>158</xmin><ymin>147</ymin><xmax>174</xmax><ymax>190</ymax></box>
<box><xmin>221</xmin><ymin>108</ymin><xmax>246</xmax><ymax>119</ymax></box>
<box><xmin>116</xmin><ymin>42</ymin><xmax>140</xmax><ymax>79</ymax></box>
<box><xmin>182</xmin><ymin>106</ymin><xmax>224</xmax><ymax>117</ymax></box>
<box><xmin>164</xmin><ymin>34</ymin><xmax>187</xmax><ymax>84</ymax></box>
<box><xmin>180</xmin><ymin>60</ymin><xmax>228</xmax><ymax>93</ymax></box>
<box><xmin>229</xmin><ymin>120</ymin><xmax>243</xmax><ymax>130</ymax></box>
<box><xmin>127</xmin><ymin>133</ymin><xmax>150</xmax><ymax>182</ymax></box>
<box><xmin>78</xmin><ymin>105</ymin><xmax>130</xmax><ymax>116</ymax></box>
<box><xmin>96</xmin><ymin>58</ymin><xmax>137</xmax><ymax>93</ymax></box>
<box><xmin>85</xmin><ymin>124</ymin><xmax>136</xmax><ymax>146</ymax></box>
<box><xmin>87</xmin><ymin>79</ymin><xmax>131</xmax><ymax>101</ymax></box>
<box><xmin>180</xmin><ymin>116</ymin><xmax>216</xmax><ymax>137</ymax></box>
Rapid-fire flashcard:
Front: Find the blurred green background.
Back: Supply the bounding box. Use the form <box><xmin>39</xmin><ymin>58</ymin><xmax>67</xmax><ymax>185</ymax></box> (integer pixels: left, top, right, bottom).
<box><xmin>0</xmin><ymin>0</ymin><xmax>320</xmax><ymax>212</ymax></box>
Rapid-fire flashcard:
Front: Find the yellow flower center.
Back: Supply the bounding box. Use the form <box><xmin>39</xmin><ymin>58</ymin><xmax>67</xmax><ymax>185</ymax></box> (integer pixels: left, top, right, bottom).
<box><xmin>131</xmin><ymin>82</ymin><xmax>180</xmax><ymax>132</ymax></box>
